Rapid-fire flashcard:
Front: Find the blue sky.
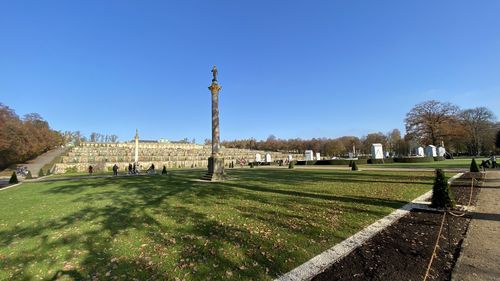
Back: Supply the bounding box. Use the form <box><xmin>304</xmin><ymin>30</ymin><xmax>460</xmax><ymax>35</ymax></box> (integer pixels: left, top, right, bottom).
<box><xmin>1</xmin><ymin>1</ymin><xmax>499</xmax><ymax>142</ymax></box>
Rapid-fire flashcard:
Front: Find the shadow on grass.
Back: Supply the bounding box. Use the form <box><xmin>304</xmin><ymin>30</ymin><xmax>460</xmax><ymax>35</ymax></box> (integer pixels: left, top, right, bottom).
<box><xmin>0</xmin><ymin>169</ymin><xmax>432</xmax><ymax>280</ymax></box>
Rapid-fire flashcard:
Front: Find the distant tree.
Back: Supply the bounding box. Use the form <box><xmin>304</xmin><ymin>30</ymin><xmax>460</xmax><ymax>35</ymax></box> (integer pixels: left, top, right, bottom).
<box><xmin>323</xmin><ymin>140</ymin><xmax>345</xmax><ymax>157</ymax></box>
<box><xmin>90</xmin><ymin>132</ymin><xmax>98</xmax><ymax>142</ymax></box>
<box><xmin>386</xmin><ymin>129</ymin><xmax>402</xmax><ymax>155</ymax></box>
<box><xmin>362</xmin><ymin>132</ymin><xmax>388</xmax><ymax>154</ymax></box>
<box><xmin>110</xmin><ymin>135</ymin><xmax>119</xmax><ymax>142</ymax></box>
<box><xmin>204</xmin><ymin>139</ymin><xmax>212</xmax><ymax>145</ymax></box>
<box><xmin>405</xmin><ymin>100</ymin><xmax>459</xmax><ymax>145</ymax></box>
<box><xmin>496</xmin><ymin>130</ymin><xmax>500</xmax><ymax>149</ymax></box>
<box><xmin>459</xmin><ymin>107</ymin><xmax>496</xmax><ymax>156</ymax></box>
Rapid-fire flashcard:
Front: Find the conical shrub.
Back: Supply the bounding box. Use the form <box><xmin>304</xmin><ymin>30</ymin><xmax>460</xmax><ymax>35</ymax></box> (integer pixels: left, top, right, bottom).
<box><xmin>288</xmin><ymin>161</ymin><xmax>295</xmax><ymax>169</ymax></box>
<box><xmin>470</xmin><ymin>158</ymin><xmax>480</xmax><ymax>172</ymax></box>
<box><xmin>9</xmin><ymin>172</ymin><xmax>18</xmax><ymax>184</ymax></box>
<box><xmin>351</xmin><ymin>161</ymin><xmax>359</xmax><ymax>171</ymax></box>
<box><xmin>161</xmin><ymin>166</ymin><xmax>167</xmax><ymax>175</ymax></box>
<box><xmin>431</xmin><ymin>169</ymin><xmax>454</xmax><ymax>208</ymax></box>
<box><xmin>26</xmin><ymin>170</ymin><xmax>33</xmax><ymax>179</ymax></box>
<box><xmin>38</xmin><ymin>169</ymin><xmax>45</xmax><ymax>177</ymax></box>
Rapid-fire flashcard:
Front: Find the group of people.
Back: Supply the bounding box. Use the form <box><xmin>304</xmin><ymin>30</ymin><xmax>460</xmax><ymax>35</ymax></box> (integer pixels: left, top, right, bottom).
<box><xmin>480</xmin><ymin>155</ymin><xmax>498</xmax><ymax>171</ymax></box>
<box><xmin>88</xmin><ymin>163</ymin><xmax>156</xmax><ymax>176</ymax></box>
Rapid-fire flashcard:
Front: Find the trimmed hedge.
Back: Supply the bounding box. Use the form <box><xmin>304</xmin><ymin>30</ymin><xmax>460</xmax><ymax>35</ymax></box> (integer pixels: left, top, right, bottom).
<box><xmin>393</xmin><ymin>157</ymin><xmax>435</xmax><ymax>163</ymax></box>
<box><xmin>297</xmin><ymin>159</ymin><xmax>368</xmax><ymax>166</ymax></box>
<box><xmin>369</xmin><ymin>159</ymin><xmax>382</xmax><ymax>164</ymax></box>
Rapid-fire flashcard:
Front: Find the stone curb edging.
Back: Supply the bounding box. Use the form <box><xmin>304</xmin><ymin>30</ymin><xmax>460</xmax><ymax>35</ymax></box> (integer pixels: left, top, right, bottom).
<box><xmin>275</xmin><ymin>172</ymin><xmax>464</xmax><ymax>281</ymax></box>
<box><xmin>0</xmin><ymin>174</ymin><xmax>55</xmax><ymax>192</ymax></box>
<box><xmin>0</xmin><ymin>182</ymin><xmax>23</xmax><ymax>191</ymax></box>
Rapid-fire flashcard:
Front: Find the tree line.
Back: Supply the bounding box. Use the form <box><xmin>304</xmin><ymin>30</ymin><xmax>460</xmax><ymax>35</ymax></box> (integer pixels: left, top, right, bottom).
<box><xmin>222</xmin><ymin>100</ymin><xmax>499</xmax><ymax>157</ymax></box>
<box><xmin>0</xmin><ymin>103</ymin><xmax>63</xmax><ymax>169</ymax></box>
<box><xmin>60</xmin><ymin>131</ymin><xmax>119</xmax><ymax>144</ymax></box>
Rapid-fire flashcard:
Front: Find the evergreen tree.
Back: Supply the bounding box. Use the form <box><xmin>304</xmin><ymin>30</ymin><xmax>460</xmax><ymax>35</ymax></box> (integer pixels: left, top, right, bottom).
<box><xmin>351</xmin><ymin>161</ymin><xmax>359</xmax><ymax>171</ymax></box>
<box><xmin>431</xmin><ymin>169</ymin><xmax>454</xmax><ymax>208</ymax></box>
<box><xmin>288</xmin><ymin>161</ymin><xmax>295</xmax><ymax>169</ymax></box>
<box><xmin>161</xmin><ymin>166</ymin><xmax>167</xmax><ymax>175</ymax></box>
<box><xmin>26</xmin><ymin>170</ymin><xmax>33</xmax><ymax>179</ymax></box>
<box><xmin>38</xmin><ymin>169</ymin><xmax>45</xmax><ymax>177</ymax></box>
<box><xmin>470</xmin><ymin>158</ymin><xmax>480</xmax><ymax>172</ymax></box>
<box><xmin>9</xmin><ymin>172</ymin><xmax>18</xmax><ymax>184</ymax></box>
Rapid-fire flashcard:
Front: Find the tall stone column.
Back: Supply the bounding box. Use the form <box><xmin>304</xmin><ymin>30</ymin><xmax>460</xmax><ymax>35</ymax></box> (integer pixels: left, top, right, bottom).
<box><xmin>203</xmin><ymin>65</ymin><xmax>225</xmax><ymax>181</ymax></box>
<box><xmin>134</xmin><ymin>129</ymin><xmax>139</xmax><ymax>164</ymax></box>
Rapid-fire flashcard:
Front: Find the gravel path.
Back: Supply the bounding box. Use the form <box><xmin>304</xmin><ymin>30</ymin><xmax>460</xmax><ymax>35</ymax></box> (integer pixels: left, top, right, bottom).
<box><xmin>453</xmin><ymin>170</ymin><xmax>500</xmax><ymax>281</ymax></box>
<box><xmin>23</xmin><ymin>147</ymin><xmax>67</xmax><ymax>177</ymax></box>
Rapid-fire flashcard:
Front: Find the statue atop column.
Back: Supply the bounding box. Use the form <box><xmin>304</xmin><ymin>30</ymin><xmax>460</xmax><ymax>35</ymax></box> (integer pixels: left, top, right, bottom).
<box><xmin>211</xmin><ymin>65</ymin><xmax>218</xmax><ymax>82</ymax></box>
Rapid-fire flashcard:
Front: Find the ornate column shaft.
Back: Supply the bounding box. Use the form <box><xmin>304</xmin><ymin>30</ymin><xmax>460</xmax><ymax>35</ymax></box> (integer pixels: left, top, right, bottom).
<box><xmin>210</xmin><ymin>82</ymin><xmax>221</xmax><ymax>156</ymax></box>
<box><xmin>134</xmin><ymin>129</ymin><xmax>139</xmax><ymax>163</ymax></box>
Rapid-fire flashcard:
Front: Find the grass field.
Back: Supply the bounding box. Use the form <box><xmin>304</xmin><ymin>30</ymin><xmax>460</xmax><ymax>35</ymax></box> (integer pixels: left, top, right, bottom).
<box><xmin>0</xmin><ymin>169</ymin><xmax>435</xmax><ymax>280</ymax></box>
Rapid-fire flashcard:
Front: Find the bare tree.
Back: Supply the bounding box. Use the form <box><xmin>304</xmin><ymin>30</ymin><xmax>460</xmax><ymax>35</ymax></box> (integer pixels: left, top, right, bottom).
<box><xmin>496</xmin><ymin>129</ymin><xmax>500</xmax><ymax>149</ymax></box>
<box><xmin>90</xmin><ymin>132</ymin><xmax>98</xmax><ymax>142</ymax></box>
<box><xmin>386</xmin><ymin>129</ymin><xmax>402</xmax><ymax>155</ymax></box>
<box><xmin>405</xmin><ymin>100</ymin><xmax>459</xmax><ymax>145</ymax></box>
<box><xmin>459</xmin><ymin>107</ymin><xmax>496</xmax><ymax>155</ymax></box>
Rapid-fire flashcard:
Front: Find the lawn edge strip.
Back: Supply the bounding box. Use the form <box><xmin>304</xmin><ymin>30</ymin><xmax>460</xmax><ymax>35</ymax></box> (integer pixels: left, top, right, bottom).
<box><xmin>275</xmin><ymin>172</ymin><xmax>464</xmax><ymax>281</ymax></box>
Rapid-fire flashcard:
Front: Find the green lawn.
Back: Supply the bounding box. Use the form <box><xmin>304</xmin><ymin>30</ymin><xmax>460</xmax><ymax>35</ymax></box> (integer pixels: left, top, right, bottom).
<box><xmin>0</xmin><ymin>169</ymin><xmax>434</xmax><ymax>280</ymax></box>
<box><xmin>360</xmin><ymin>158</ymin><xmax>486</xmax><ymax>169</ymax></box>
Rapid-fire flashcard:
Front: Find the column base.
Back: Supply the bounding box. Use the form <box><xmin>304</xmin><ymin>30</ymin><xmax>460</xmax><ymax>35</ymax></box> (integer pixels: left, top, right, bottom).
<box><xmin>202</xmin><ymin>156</ymin><xmax>225</xmax><ymax>181</ymax></box>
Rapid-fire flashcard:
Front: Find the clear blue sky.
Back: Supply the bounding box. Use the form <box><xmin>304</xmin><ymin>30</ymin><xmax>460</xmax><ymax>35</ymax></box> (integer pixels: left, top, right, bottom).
<box><xmin>1</xmin><ymin>1</ymin><xmax>499</xmax><ymax>142</ymax></box>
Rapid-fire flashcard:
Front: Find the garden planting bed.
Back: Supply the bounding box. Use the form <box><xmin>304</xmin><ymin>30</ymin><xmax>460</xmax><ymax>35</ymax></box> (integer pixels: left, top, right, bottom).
<box><xmin>313</xmin><ymin>174</ymin><xmax>481</xmax><ymax>281</ymax></box>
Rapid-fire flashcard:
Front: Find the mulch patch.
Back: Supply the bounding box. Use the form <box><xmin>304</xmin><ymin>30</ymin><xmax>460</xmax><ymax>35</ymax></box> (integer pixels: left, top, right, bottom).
<box><xmin>313</xmin><ymin>174</ymin><xmax>482</xmax><ymax>281</ymax></box>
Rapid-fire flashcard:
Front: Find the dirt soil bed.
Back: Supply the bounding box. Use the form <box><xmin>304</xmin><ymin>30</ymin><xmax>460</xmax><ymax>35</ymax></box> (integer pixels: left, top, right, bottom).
<box><xmin>313</xmin><ymin>174</ymin><xmax>481</xmax><ymax>281</ymax></box>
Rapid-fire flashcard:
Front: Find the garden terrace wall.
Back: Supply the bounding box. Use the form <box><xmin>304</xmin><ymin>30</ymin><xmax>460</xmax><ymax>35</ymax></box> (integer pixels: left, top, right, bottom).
<box><xmin>53</xmin><ymin>142</ymin><xmax>302</xmax><ymax>173</ymax></box>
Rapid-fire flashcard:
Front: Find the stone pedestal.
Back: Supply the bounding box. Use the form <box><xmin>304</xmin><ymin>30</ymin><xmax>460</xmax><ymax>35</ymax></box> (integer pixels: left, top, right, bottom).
<box><xmin>202</xmin><ymin>156</ymin><xmax>225</xmax><ymax>181</ymax></box>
